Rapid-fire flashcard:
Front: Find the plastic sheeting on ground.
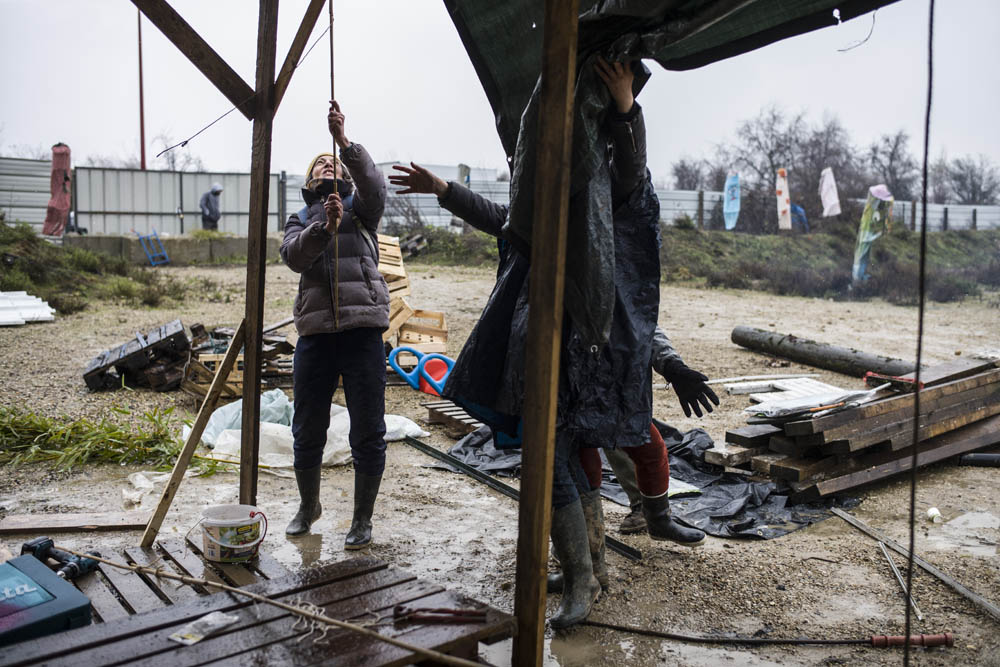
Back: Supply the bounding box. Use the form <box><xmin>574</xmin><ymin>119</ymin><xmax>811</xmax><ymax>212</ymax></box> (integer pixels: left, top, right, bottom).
<box><xmin>426</xmin><ymin>420</ymin><xmax>855</xmax><ymax>540</ymax></box>
<box><xmin>183</xmin><ymin>390</ymin><xmax>429</xmax><ymax>473</ymax></box>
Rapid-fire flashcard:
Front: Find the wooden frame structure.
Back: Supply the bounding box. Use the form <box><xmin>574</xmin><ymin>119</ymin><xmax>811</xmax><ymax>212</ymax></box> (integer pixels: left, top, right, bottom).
<box><xmin>134</xmin><ymin>1</ymin><xmax>579</xmax><ymax>663</ymax></box>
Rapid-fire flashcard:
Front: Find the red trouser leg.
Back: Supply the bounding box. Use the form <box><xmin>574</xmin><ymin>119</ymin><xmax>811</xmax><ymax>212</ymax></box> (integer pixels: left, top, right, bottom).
<box><xmin>578</xmin><ymin>447</ymin><xmax>603</xmax><ymax>491</ymax></box>
<box><xmin>623</xmin><ymin>423</ymin><xmax>670</xmax><ymax>497</ymax></box>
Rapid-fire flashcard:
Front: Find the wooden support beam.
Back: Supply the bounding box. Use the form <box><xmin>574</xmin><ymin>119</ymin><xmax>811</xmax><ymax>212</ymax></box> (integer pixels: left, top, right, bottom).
<box><xmin>511</xmin><ymin>1</ymin><xmax>578</xmax><ymax>664</ymax></box>
<box><xmin>273</xmin><ymin>0</ymin><xmax>326</xmax><ymax>110</ymax></box>
<box><xmin>141</xmin><ymin>321</ymin><xmax>246</xmax><ymax>547</ymax></box>
<box><xmin>132</xmin><ymin>0</ymin><xmax>256</xmax><ymax>119</ymax></box>
<box><xmin>240</xmin><ymin>0</ymin><xmax>279</xmax><ymax>507</ymax></box>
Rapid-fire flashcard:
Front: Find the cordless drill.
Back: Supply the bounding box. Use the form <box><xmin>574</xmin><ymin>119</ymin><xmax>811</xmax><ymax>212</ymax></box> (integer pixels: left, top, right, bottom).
<box><xmin>20</xmin><ymin>537</ymin><xmax>100</xmax><ymax>580</ymax></box>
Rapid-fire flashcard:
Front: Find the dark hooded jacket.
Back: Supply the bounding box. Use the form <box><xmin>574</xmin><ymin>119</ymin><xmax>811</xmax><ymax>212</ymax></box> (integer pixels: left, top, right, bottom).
<box><xmin>441</xmin><ymin>103</ymin><xmax>659</xmax><ymax>448</ymax></box>
<box><xmin>281</xmin><ymin>142</ymin><xmax>389</xmax><ymax>336</ymax></box>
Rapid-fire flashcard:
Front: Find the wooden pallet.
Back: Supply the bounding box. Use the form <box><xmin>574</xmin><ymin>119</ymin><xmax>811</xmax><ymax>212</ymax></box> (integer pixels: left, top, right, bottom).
<box><xmin>422</xmin><ymin>400</ymin><xmax>484</xmax><ymax>435</ymax></box>
<box><xmin>83</xmin><ymin>320</ymin><xmax>190</xmax><ymax>391</ymax></box>
<box><xmin>6</xmin><ymin>546</ymin><xmax>513</xmax><ymax>666</ymax></box>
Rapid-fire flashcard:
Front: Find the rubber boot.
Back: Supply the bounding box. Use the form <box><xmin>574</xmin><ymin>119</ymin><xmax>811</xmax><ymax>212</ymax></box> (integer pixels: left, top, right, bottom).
<box><xmin>604</xmin><ymin>447</ymin><xmax>646</xmax><ymax>534</ymax></box>
<box><xmin>548</xmin><ymin>500</ymin><xmax>601</xmax><ymax>630</ymax></box>
<box><xmin>547</xmin><ymin>489</ymin><xmax>608</xmax><ymax>593</ymax></box>
<box><xmin>344</xmin><ymin>473</ymin><xmax>382</xmax><ymax>550</ymax></box>
<box><xmin>285</xmin><ymin>465</ymin><xmax>322</xmax><ymax>536</ymax></box>
<box><xmin>642</xmin><ymin>491</ymin><xmax>705</xmax><ymax>546</ymax></box>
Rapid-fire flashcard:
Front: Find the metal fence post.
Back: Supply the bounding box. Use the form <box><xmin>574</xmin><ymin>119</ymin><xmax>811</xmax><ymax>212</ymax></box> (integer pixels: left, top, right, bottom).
<box><xmin>911</xmin><ymin>200</ymin><xmax>916</xmax><ymax>231</ymax></box>
<box><xmin>177</xmin><ymin>171</ymin><xmax>185</xmax><ymax>234</ymax></box>
<box><xmin>972</xmin><ymin>208</ymin><xmax>977</xmax><ymax>230</ymax></box>
<box><xmin>943</xmin><ymin>206</ymin><xmax>949</xmax><ymax>231</ymax></box>
<box><xmin>697</xmin><ymin>190</ymin><xmax>704</xmax><ymax>229</ymax></box>
<box><xmin>279</xmin><ymin>170</ymin><xmax>287</xmax><ymax>231</ymax></box>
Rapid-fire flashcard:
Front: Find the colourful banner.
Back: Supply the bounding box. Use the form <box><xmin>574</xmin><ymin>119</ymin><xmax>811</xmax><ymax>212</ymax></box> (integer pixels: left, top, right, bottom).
<box><xmin>820</xmin><ymin>167</ymin><xmax>841</xmax><ymax>217</ymax></box>
<box><xmin>775</xmin><ymin>168</ymin><xmax>792</xmax><ymax>230</ymax></box>
<box><xmin>723</xmin><ymin>173</ymin><xmax>740</xmax><ymax>230</ymax></box>
<box><xmin>852</xmin><ymin>184</ymin><xmax>894</xmax><ymax>283</ymax></box>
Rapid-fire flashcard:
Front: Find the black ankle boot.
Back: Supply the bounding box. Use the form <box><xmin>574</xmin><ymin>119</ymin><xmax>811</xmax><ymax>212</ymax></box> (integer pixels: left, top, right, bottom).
<box><xmin>344</xmin><ymin>473</ymin><xmax>382</xmax><ymax>550</ymax></box>
<box><xmin>285</xmin><ymin>465</ymin><xmax>322</xmax><ymax>536</ymax></box>
<box><xmin>548</xmin><ymin>500</ymin><xmax>601</xmax><ymax>629</ymax></box>
<box><xmin>642</xmin><ymin>492</ymin><xmax>705</xmax><ymax>546</ymax></box>
<box><xmin>547</xmin><ymin>489</ymin><xmax>609</xmax><ymax>593</ymax></box>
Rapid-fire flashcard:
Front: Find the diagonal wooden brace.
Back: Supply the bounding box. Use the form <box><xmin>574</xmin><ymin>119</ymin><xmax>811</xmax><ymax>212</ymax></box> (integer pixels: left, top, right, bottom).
<box><xmin>140</xmin><ymin>320</ymin><xmax>247</xmax><ymax>547</ymax></box>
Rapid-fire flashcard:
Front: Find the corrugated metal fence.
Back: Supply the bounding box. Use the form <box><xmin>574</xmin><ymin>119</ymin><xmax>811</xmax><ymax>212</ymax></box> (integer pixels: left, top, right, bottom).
<box><xmin>2</xmin><ymin>156</ymin><xmax>998</xmax><ymax>235</ymax></box>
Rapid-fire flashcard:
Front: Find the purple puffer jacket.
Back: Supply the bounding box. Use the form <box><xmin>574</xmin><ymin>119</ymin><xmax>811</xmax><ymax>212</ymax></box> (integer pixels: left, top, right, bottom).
<box><xmin>280</xmin><ymin>142</ymin><xmax>389</xmax><ymax>335</ymax></box>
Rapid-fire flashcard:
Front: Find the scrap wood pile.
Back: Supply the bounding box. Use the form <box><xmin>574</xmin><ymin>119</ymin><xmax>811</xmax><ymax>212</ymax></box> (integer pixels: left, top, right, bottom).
<box><xmin>377</xmin><ymin>234</ymin><xmax>447</xmax><ymax>370</ymax></box>
<box><xmin>83</xmin><ymin>320</ymin><xmax>295</xmax><ymax>396</ymax></box>
<box><xmin>83</xmin><ymin>236</ymin><xmax>446</xmax><ymax>394</ymax></box>
<box><xmin>705</xmin><ymin>357</ymin><xmax>1000</xmax><ymax>501</ymax></box>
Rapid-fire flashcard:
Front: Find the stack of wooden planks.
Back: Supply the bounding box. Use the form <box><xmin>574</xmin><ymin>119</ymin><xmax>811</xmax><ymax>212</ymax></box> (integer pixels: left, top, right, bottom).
<box><xmin>705</xmin><ymin>357</ymin><xmax>1000</xmax><ymax>500</ymax></box>
<box><xmin>378</xmin><ymin>234</ymin><xmax>448</xmax><ymax>370</ymax></box>
<box><xmin>83</xmin><ymin>320</ymin><xmax>190</xmax><ymax>391</ymax></box>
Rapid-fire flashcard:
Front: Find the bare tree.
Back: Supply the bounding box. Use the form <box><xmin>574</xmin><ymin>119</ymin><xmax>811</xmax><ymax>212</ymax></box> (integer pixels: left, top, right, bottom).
<box><xmin>82</xmin><ymin>153</ymin><xmax>142</xmax><ymax>168</ymax></box>
<box><xmin>792</xmin><ymin>114</ymin><xmax>868</xmax><ymax>221</ymax></box>
<box><xmin>868</xmin><ymin>130</ymin><xmax>918</xmax><ymax>201</ymax></box>
<box><xmin>671</xmin><ymin>157</ymin><xmax>703</xmax><ymax>190</ymax></box>
<box><xmin>703</xmin><ymin>161</ymin><xmax>728</xmax><ymax>192</ymax></box>
<box><xmin>929</xmin><ymin>152</ymin><xmax>951</xmax><ymax>204</ymax></box>
<box><xmin>728</xmin><ymin>105</ymin><xmax>806</xmax><ymax>232</ymax></box>
<box><xmin>948</xmin><ymin>154</ymin><xmax>1000</xmax><ymax>205</ymax></box>
<box><xmin>5</xmin><ymin>142</ymin><xmax>52</xmax><ymax>160</ymax></box>
<box><xmin>383</xmin><ymin>193</ymin><xmax>426</xmax><ymax>236</ymax></box>
<box><xmin>153</xmin><ymin>133</ymin><xmax>206</xmax><ymax>172</ymax></box>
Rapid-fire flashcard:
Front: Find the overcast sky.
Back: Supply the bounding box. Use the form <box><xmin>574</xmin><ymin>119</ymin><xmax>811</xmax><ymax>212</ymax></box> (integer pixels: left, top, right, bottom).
<box><xmin>1</xmin><ymin>0</ymin><xmax>997</xmax><ymax>184</ymax></box>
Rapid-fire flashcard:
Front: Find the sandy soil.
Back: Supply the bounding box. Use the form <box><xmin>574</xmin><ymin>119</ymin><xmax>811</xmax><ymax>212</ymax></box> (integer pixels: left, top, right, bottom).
<box><xmin>1</xmin><ymin>263</ymin><xmax>999</xmax><ymax>666</ymax></box>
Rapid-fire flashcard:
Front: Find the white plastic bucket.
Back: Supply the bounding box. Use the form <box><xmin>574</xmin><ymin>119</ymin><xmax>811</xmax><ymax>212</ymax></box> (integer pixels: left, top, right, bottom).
<box><xmin>200</xmin><ymin>504</ymin><xmax>268</xmax><ymax>563</ymax></box>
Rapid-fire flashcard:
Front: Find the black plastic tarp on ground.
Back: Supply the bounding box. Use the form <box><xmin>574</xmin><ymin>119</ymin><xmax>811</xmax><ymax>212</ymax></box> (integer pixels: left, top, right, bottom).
<box><xmin>431</xmin><ymin>420</ymin><xmax>856</xmax><ymax>539</ymax></box>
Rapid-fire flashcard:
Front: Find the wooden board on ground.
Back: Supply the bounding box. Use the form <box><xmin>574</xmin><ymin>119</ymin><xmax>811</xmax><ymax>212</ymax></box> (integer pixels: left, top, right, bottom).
<box><xmin>0</xmin><ymin>512</ymin><xmax>150</xmax><ymax>535</ymax></box>
<box><xmin>725</xmin><ymin>424</ymin><xmax>782</xmax><ymax>447</ymax></box>
<box><xmin>4</xmin><ymin>556</ymin><xmax>514</xmax><ymax>667</ymax></box>
<box><xmin>422</xmin><ymin>400</ymin><xmax>484</xmax><ymax>435</ymax></box>
<box><xmin>704</xmin><ymin>443</ymin><xmax>766</xmax><ymax>467</ymax></box>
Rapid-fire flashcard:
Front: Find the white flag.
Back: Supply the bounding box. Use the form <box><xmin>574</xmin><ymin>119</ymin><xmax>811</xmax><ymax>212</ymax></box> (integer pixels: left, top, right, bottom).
<box><xmin>819</xmin><ymin>167</ymin><xmax>841</xmax><ymax>217</ymax></box>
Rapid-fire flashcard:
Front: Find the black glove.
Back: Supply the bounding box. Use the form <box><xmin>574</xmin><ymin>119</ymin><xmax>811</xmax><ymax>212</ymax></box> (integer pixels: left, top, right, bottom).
<box><xmin>661</xmin><ymin>362</ymin><xmax>720</xmax><ymax>418</ymax></box>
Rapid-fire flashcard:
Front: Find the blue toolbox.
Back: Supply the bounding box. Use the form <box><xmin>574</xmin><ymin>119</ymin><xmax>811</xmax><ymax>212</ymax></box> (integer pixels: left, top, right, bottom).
<box><xmin>0</xmin><ymin>554</ymin><xmax>92</xmax><ymax>647</ymax></box>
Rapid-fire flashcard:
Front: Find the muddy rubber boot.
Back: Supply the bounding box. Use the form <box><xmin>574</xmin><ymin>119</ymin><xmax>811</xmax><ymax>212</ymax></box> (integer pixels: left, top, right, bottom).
<box><xmin>619</xmin><ymin>502</ymin><xmax>647</xmax><ymax>534</ymax></box>
<box><xmin>344</xmin><ymin>473</ymin><xmax>382</xmax><ymax>550</ymax></box>
<box><xmin>547</xmin><ymin>489</ymin><xmax>609</xmax><ymax>593</ymax></box>
<box><xmin>285</xmin><ymin>465</ymin><xmax>322</xmax><ymax>536</ymax></box>
<box><xmin>642</xmin><ymin>491</ymin><xmax>705</xmax><ymax>546</ymax></box>
<box><xmin>548</xmin><ymin>500</ymin><xmax>601</xmax><ymax>630</ymax></box>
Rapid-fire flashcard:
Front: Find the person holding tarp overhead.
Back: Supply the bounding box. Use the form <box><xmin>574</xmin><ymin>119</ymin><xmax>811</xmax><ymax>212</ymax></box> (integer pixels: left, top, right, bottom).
<box><xmin>280</xmin><ymin>101</ymin><xmax>389</xmax><ymax>550</ymax></box>
<box><xmin>392</xmin><ymin>59</ymin><xmax>714</xmax><ymax>628</ymax></box>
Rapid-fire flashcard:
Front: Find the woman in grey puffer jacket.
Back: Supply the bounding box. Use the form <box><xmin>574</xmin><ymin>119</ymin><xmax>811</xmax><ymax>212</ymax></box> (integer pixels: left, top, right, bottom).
<box><xmin>280</xmin><ymin>100</ymin><xmax>388</xmax><ymax>549</ymax></box>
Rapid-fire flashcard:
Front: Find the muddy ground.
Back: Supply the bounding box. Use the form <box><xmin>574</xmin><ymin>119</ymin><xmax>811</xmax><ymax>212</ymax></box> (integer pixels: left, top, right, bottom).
<box><xmin>1</xmin><ymin>262</ymin><xmax>999</xmax><ymax>666</ymax></box>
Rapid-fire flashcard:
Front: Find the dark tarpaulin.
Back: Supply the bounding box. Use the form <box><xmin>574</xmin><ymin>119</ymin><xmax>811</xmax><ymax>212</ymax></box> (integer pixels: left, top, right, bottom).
<box><xmin>432</xmin><ymin>420</ymin><xmax>855</xmax><ymax>539</ymax></box>
<box><xmin>443</xmin><ymin>0</ymin><xmax>899</xmax><ymax>345</ymax></box>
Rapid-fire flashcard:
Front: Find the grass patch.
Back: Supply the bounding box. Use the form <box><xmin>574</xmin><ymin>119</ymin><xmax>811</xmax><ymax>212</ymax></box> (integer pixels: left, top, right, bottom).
<box><xmin>0</xmin><ymin>406</ymin><xmax>217</xmax><ymax>474</ymax></box>
<box><xmin>0</xmin><ymin>220</ymin><xmax>196</xmax><ymax>313</ymax></box>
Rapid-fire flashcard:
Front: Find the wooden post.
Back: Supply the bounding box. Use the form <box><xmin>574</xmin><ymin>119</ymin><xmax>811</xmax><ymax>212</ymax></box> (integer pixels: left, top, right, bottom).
<box><xmin>140</xmin><ymin>321</ymin><xmax>246</xmax><ymax>547</ymax></box>
<box><xmin>972</xmin><ymin>208</ymin><xmax>977</xmax><ymax>230</ymax></box>
<box><xmin>240</xmin><ymin>0</ymin><xmax>279</xmax><ymax>507</ymax></box>
<box><xmin>697</xmin><ymin>189</ymin><xmax>704</xmax><ymax>229</ymax></box>
<box><xmin>511</xmin><ymin>0</ymin><xmax>578</xmax><ymax>665</ymax></box>
<box><xmin>942</xmin><ymin>206</ymin><xmax>949</xmax><ymax>231</ymax></box>
<box><xmin>911</xmin><ymin>200</ymin><xmax>916</xmax><ymax>231</ymax></box>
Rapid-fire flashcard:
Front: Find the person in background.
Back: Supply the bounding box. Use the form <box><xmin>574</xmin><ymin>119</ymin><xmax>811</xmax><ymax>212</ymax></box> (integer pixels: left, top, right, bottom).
<box><xmin>280</xmin><ymin>100</ymin><xmax>389</xmax><ymax>550</ymax></box>
<box><xmin>199</xmin><ymin>183</ymin><xmax>223</xmax><ymax>231</ymax></box>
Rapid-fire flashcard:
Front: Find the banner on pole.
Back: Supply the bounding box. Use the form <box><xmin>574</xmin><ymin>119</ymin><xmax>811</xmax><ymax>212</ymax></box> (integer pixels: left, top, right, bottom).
<box><xmin>723</xmin><ymin>173</ymin><xmax>740</xmax><ymax>230</ymax></box>
<box><xmin>852</xmin><ymin>184</ymin><xmax>894</xmax><ymax>283</ymax></box>
<box><xmin>819</xmin><ymin>167</ymin><xmax>841</xmax><ymax>217</ymax></box>
<box><xmin>775</xmin><ymin>168</ymin><xmax>791</xmax><ymax>230</ymax></box>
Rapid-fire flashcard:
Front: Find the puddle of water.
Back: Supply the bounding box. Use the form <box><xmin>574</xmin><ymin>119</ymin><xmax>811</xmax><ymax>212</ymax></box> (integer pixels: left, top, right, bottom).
<box><xmin>925</xmin><ymin>511</ymin><xmax>999</xmax><ymax>557</ymax></box>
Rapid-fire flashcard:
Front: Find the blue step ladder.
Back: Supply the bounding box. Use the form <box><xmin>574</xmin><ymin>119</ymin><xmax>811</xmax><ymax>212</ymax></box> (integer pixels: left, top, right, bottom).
<box><xmin>135</xmin><ymin>229</ymin><xmax>170</xmax><ymax>266</ymax></box>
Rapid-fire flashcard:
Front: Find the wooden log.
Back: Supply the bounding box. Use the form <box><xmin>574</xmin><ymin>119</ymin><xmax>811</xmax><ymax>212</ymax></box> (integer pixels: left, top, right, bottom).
<box><xmin>240</xmin><ymin>0</ymin><xmax>278</xmax><ymax>508</ymax></box>
<box><xmin>141</xmin><ymin>320</ymin><xmax>246</xmax><ymax>547</ymax></box>
<box><xmin>513</xmin><ymin>1</ymin><xmax>578</xmax><ymax>663</ymax></box>
<box><xmin>731</xmin><ymin>326</ymin><xmax>916</xmax><ymax>377</ymax></box>
<box><xmin>0</xmin><ymin>512</ymin><xmax>150</xmax><ymax>535</ymax></box>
